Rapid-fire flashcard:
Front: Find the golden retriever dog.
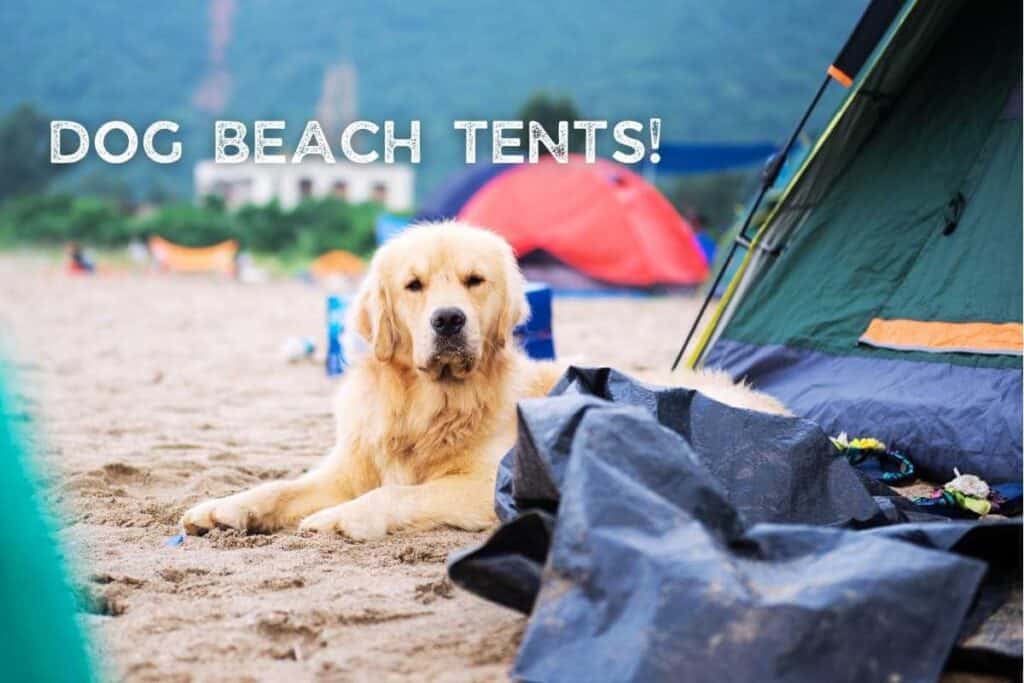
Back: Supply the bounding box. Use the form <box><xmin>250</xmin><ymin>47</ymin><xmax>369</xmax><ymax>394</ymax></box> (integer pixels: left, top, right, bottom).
<box><xmin>182</xmin><ymin>222</ymin><xmax>786</xmax><ymax>540</ymax></box>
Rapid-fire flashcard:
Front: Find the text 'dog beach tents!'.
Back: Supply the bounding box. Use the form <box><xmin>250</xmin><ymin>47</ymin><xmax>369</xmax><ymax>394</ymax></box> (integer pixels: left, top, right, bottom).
<box><xmin>690</xmin><ymin>0</ymin><xmax>1022</xmax><ymax>483</ymax></box>
<box><xmin>457</xmin><ymin>156</ymin><xmax>709</xmax><ymax>289</ymax></box>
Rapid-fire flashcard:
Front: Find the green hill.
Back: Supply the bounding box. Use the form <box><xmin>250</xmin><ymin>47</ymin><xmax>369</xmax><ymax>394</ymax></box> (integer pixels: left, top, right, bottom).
<box><xmin>0</xmin><ymin>0</ymin><xmax>866</xmax><ymax>202</ymax></box>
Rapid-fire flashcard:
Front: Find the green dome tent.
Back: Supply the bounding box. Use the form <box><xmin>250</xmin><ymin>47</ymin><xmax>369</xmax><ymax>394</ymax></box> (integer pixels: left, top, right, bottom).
<box><xmin>0</xmin><ymin>369</ymin><xmax>95</xmax><ymax>681</ymax></box>
<box><xmin>687</xmin><ymin>0</ymin><xmax>1022</xmax><ymax>482</ymax></box>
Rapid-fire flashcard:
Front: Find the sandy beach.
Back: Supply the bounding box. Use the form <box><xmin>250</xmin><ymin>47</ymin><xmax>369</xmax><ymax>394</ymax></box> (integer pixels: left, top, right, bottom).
<box><xmin>0</xmin><ymin>255</ymin><xmax>701</xmax><ymax>682</ymax></box>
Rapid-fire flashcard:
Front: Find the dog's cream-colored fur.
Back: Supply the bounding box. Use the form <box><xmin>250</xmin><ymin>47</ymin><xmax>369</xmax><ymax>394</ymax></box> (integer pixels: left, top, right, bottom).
<box><xmin>182</xmin><ymin>222</ymin><xmax>787</xmax><ymax>540</ymax></box>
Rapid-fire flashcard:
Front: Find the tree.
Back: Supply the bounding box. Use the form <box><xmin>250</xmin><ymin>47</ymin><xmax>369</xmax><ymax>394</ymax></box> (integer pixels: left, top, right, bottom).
<box><xmin>515</xmin><ymin>92</ymin><xmax>588</xmax><ymax>158</ymax></box>
<box><xmin>0</xmin><ymin>104</ymin><xmax>66</xmax><ymax>201</ymax></box>
<box><xmin>145</xmin><ymin>180</ymin><xmax>177</xmax><ymax>206</ymax></box>
<box><xmin>76</xmin><ymin>169</ymin><xmax>134</xmax><ymax>205</ymax></box>
<box><xmin>665</xmin><ymin>170</ymin><xmax>756</xmax><ymax>240</ymax></box>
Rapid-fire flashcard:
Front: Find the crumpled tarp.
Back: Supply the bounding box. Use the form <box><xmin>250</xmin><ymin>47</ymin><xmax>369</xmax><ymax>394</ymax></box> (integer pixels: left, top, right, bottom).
<box><xmin>449</xmin><ymin>367</ymin><xmax>1022</xmax><ymax>682</ymax></box>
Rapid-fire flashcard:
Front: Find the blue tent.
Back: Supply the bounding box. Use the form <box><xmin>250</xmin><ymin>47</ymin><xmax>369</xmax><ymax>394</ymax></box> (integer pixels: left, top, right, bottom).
<box><xmin>414</xmin><ymin>163</ymin><xmax>511</xmax><ymax>222</ymax></box>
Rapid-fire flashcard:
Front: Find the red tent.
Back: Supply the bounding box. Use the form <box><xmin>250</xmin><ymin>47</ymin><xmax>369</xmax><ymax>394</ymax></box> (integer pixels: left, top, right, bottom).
<box><xmin>458</xmin><ymin>155</ymin><xmax>708</xmax><ymax>287</ymax></box>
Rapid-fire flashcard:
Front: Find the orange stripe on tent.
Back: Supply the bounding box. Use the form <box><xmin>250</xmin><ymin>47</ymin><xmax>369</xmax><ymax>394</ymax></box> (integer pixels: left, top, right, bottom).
<box><xmin>859</xmin><ymin>318</ymin><xmax>1024</xmax><ymax>356</ymax></box>
<box><xmin>827</xmin><ymin>64</ymin><xmax>854</xmax><ymax>88</ymax></box>
<box><xmin>148</xmin><ymin>235</ymin><xmax>238</xmax><ymax>275</ymax></box>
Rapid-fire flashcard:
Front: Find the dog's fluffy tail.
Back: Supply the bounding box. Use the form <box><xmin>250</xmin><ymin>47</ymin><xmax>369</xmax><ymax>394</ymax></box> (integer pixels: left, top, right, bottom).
<box><xmin>524</xmin><ymin>358</ymin><xmax>790</xmax><ymax>417</ymax></box>
<box><xmin>666</xmin><ymin>367</ymin><xmax>792</xmax><ymax>416</ymax></box>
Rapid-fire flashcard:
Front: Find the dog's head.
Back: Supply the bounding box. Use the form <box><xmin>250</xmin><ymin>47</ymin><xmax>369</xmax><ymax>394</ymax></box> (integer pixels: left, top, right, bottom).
<box><xmin>351</xmin><ymin>222</ymin><xmax>528</xmax><ymax>381</ymax></box>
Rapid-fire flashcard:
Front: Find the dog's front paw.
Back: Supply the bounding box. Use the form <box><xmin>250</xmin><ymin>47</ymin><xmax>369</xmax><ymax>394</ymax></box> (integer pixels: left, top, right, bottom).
<box><xmin>181</xmin><ymin>493</ymin><xmax>271</xmax><ymax>535</ymax></box>
<box><xmin>299</xmin><ymin>502</ymin><xmax>388</xmax><ymax>541</ymax></box>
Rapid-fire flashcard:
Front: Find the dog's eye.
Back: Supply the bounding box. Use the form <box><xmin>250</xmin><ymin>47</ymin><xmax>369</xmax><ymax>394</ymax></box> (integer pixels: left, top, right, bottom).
<box><xmin>405</xmin><ymin>278</ymin><xmax>423</xmax><ymax>292</ymax></box>
<box><xmin>465</xmin><ymin>274</ymin><xmax>485</xmax><ymax>288</ymax></box>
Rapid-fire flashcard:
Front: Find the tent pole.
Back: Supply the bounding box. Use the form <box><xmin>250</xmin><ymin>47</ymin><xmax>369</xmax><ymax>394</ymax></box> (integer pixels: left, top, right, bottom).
<box><xmin>671</xmin><ymin>240</ymin><xmax>741</xmax><ymax>371</ymax></box>
<box><xmin>671</xmin><ymin>76</ymin><xmax>831</xmax><ymax>371</ymax></box>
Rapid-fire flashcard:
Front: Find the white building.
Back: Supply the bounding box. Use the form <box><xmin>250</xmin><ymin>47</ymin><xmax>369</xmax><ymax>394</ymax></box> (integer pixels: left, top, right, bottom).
<box><xmin>194</xmin><ymin>160</ymin><xmax>415</xmax><ymax>212</ymax></box>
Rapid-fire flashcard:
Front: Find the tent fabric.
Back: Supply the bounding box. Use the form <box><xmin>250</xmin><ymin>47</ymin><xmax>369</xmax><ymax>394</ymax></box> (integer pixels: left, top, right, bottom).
<box><xmin>699</xmin><ymin>0</ymin><xmax>994</xmax><ymax>356</ymax></box>
<box><xmin>637</xmin><ymin>142</ymin><xmax>777</xmax><ymax>174</ymax></box>
<box><xmin>414</xmin><ymin>163</ymin><xmax>510</xmax><ymax>222</ymax></box>
<box><xmin>859</xmin><ymin>319</ymin><xmax>1024</xmax><ymax>356</ymax></box>
<box><xmin>701</xmin><ymin>1</ymin><xmax>1022</xmax><ymax>481</ymax></box>
<box><xmin>706</xmin><ymin>339</ymin><xmax>1022</xmax><ymax>482</ymax></box>
<box><xmin>0</xmin><ymin>370</ymin><xmax>96</xmax><ymax>681</ymax></box>
<box><xmin>828</xmin><ymin>0</ymin><xmax>906</xmax><ymax>87</ymax></box>
<box><xmin>458</xmin><ymin>156</ymin><xmax>708</xmax><ymax>287</ymax></box>
<box><xmin>148</xmin><ymin>235</ymin><xmax>238</xmax><ymax>275</ymax></box>
<box><xmin>517</xmin><ymin>250</ymin><xmax>621</xmax><ymax>291</ymax></box>
<box><xmin>517</xmin><ymin>250</ymin><xmax>668</xmax><ymax>296</ymax></box>
<box><xmin>448</xmin><ymin>367</ymin><xmax>1021</xmax><ymax>682</ymax></box>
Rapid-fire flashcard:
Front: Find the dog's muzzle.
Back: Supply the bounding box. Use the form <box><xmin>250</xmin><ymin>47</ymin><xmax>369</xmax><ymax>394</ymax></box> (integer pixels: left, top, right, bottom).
<box><xmin>421</xmin><ymin>307</ymin><xmax>475</xmax><ymax>380</ymax></box>
<box><xmin>424</xmin><ymin>333</ymin><xmax>476</xmax><ymax>381</ymax></box>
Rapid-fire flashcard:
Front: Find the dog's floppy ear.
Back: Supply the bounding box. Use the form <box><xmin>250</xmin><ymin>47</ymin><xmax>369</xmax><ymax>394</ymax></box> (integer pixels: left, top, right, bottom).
<box><xmin>495</xmin><ymin>247</ymin><xmax>529</xmax><ymax>348</ymax></box>
<box><xmin>352</xmin><ymin>267</ymin><xmax>398</xmax><ymax>362</ymax></box>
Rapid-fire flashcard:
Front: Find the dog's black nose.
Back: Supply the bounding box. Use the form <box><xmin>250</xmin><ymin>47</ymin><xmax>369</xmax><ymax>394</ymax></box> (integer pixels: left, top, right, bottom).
<box><xmin>431</xmin><ymin>307</ymin><xmax>466</xmax><ymax>336</ymax></box>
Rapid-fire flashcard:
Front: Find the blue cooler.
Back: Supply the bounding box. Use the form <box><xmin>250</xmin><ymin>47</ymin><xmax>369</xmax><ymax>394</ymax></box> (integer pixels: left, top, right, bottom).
<box><xmin>514</xmin><ymin>283</ymin><xmax>556</xmax><ymax>360</ymax></box>
<box><xmin>326</xmin><ymin>295</ymin><xmax>347</xmax><ymax>376</ymax></box>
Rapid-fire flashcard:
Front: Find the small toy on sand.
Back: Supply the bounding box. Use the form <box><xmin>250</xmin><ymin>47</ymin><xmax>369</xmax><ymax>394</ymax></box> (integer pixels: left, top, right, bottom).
<box><xmin>164</xmin><ymin>533</ymin><xmax>185</xmax><ymax>548</ymax></box>
<box><xmin>281</xmin><ymin>337</ymin><xmax>316</xmax><ymax>363</ymax></box>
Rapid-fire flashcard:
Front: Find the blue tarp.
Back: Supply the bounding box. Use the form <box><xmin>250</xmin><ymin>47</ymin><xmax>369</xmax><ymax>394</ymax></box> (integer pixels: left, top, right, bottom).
<box><xmin>641</xmin><ymin>142</ymin><xmax>777</xmax><ymax>174</ymax></box>
<box><xmin>449</xmin><ymin>367</ymin><xmax>1021</xmax><ymax>682</ymax></box>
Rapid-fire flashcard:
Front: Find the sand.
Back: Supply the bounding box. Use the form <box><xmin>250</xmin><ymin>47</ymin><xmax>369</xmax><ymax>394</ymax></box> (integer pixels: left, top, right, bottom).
<box><xmin>0</xmin><ymin>255</ymin><xmax>701</xmax><ymax>682</ymax></box>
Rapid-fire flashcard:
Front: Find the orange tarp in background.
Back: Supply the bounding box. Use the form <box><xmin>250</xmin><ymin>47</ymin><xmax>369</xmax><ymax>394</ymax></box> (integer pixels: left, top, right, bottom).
<box><xmin>859</xmin><ymin>318</ymin><xmax>1024</xmax><ymax>356</ymax></box>
<box><xmin>148</xmin><ymin>236</ymin><xmax>238</xmax><ymax>275</ymax></box>
<box><xmin>310</xmin><ymin>250</ymin><xmax>365</xmax><ymax>279</ymax></box>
